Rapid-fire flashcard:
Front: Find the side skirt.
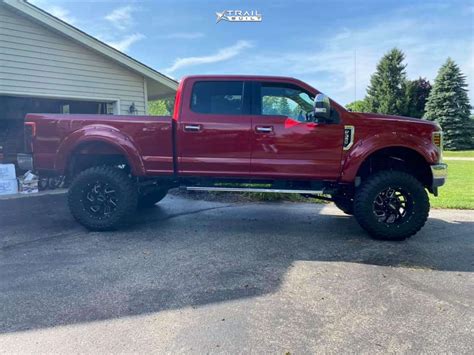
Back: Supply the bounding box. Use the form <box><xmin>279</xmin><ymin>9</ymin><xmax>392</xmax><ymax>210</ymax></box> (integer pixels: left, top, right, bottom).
<box><xmin>186</xmin><ymin>186</ymin><xmax>324</xmax><ymax>195</ymax></box>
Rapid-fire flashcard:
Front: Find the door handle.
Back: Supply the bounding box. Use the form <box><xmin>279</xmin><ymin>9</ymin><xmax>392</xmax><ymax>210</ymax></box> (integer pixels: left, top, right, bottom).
<box><xmin>256</xmin><ymin>126</ymin><xmax>273</xmax><ymax>133</ymax></box>
<box><xmin>184</xmin><ymin>124</ymin><xmax>201</xmax><ymax>132</ymax></box>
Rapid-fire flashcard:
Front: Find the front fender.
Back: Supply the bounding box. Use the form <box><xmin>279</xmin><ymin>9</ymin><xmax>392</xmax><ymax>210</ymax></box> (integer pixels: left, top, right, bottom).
<box><xmin>340</xmin><ymin>132</ymin><xmax>438</xmax><ymax>183</ymax></box>
<box><xmin>55</xmin><ymin>124</ymin><xmax>146</xmax><ymax>176</ymax></box>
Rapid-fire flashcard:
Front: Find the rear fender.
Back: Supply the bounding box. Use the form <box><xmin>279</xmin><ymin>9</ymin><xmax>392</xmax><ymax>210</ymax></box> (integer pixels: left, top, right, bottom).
<box><xmin>55</xmin><ymin>124</ymin><xmax>146</xmax><ymax>176</ymax></box>
<box><xmin>340</xmin><ymin>132</ymin><xmax>438</xmax><ymax>183</ymax></box>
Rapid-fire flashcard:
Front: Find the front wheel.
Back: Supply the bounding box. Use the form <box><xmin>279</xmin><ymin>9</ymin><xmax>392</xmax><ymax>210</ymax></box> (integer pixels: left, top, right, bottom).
<box><xmin>68</xmin><ymin>166</ymin><xmax>138</xmax><ymax>231</ymax></box>
<box><xmin>353</xmin><ymin>171</ymin><xmax>429</xmax><ymax>241</ymax></box>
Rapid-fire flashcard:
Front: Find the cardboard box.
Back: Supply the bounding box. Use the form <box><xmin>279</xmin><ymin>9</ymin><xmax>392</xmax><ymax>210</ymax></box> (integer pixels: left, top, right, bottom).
<box><xmin>19</xmin><ymin>179</ymin><xmax>38</xmax><ymax>194</ymax></box>
<box><xmin>0</xmin><ymin>164</ymin><xmax>16</xmax><ymax>180</ymax></box>
<box><xmin>0</xmin><ymin>179</ymin><xmax>18</xmax><ymax>196</ymax></box>
<box><xmin>18</xmin><ymin>171</ymin><xmax>39</xmax><ymax>194</ymax></box>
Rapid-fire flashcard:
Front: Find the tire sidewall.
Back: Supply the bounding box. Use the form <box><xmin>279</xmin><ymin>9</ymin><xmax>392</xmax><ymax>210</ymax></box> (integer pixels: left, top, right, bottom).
<box><xmin>68</xmin><ymin>167</ymin><xmax>137</xmax><ymax>230</ymax></box>
<box><xmin>354</xmin><ymin>171</ymin><xmax>429</xmax><ymax>240</ymax></box>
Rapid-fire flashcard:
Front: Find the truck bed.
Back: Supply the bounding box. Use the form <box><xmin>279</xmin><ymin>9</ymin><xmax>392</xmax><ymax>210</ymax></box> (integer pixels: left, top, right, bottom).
<box><xmin>25</xmin><ymin>114</ymin><xmax>174</xmax><ymax>176</ymax></box>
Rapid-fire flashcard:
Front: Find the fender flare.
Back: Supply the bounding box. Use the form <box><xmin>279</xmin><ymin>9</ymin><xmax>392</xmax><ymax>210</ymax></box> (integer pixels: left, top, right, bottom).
<box><xmin>340</xmin><ymin>132</ymin><xmax>437</xmax><ymax>183</ymax></box>
<box><xmin>55</xmin><ymin>124</ymin><xmax>146</xmax><ymax>176</ymax></box>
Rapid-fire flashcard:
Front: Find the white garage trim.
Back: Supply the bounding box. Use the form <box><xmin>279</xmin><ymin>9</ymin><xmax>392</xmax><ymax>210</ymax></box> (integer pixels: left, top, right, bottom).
<box><xmin>0</xmin><ymin>90</ymin><xmax>121</xmax><ymax>114</ymax></box>
<box><xmin>143</xmin><ymin>78</ymin><xmax>148</xmax><ymax>115</ymax></box>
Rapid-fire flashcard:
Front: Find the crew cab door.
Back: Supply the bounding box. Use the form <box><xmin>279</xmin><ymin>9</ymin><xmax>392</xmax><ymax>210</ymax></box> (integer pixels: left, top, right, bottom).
<box><xmin>249</xmin><ymin>81</ymin><xmax>343</xmax><ymax>179</ymax></box>
<box><xmin>176</xmin><ymin>79</ymin><xmax>252</xmax><ymax>177</ymax></box>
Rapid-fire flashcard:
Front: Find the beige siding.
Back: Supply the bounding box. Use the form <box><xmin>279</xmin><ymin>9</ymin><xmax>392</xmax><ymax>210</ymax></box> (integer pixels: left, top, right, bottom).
<box><xmin>0</xmin><ymin>5</ymin><xmax>146</xmax><ymax>114</ymax></box>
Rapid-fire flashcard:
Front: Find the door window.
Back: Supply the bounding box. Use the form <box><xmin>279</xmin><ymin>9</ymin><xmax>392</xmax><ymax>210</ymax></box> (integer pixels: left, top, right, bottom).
<box><xmin>191</xmin><ymin>81</ymin><xmax>244</xmax><ymax>115</ymax></box>
<box><xmin>260</xmin><ymin>83</ymin><xmax>314</xmax><ymax>122</ymax></box>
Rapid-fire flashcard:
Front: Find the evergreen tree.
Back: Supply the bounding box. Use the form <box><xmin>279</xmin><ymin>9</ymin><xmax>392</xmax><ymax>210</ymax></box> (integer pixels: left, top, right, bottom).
<box><xmin>366</xmin><ymin>48</ymin><xmax>408</xmax><ymax>115</ymax></box>
<box><xmin>405</xmin><ymin>77</ymin><xmax>431</xmax><ymax>118</ymax></box>
<box><xmin>424</xmin><ymin>58</ymin><xmax>472</xmax><ymax>150</ymax></box>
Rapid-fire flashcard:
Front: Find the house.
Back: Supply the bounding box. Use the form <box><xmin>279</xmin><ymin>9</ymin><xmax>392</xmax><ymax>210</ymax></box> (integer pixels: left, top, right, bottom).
<box><xmin>0</xmin><ymin>0</ymin><xmax>177</xmax><ymax>164</ymax></box>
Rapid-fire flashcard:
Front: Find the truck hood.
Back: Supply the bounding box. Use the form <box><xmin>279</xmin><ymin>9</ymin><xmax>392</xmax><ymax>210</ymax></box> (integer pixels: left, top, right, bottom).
<box><xmin>355</xmin><ymin>112</ymin><xmax>440</xmax><ymax>129</ymax></box>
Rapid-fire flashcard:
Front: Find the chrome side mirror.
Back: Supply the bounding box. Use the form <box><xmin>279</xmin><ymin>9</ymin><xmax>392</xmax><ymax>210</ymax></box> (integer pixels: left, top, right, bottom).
<box><xmin>313</xmin><ymin>94</ymin><xmax>331</xmax><ymax>121</ymax></box>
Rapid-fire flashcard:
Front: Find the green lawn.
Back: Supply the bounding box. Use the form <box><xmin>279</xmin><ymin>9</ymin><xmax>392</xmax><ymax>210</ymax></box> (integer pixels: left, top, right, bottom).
<box><xmin>444</xmin><ymin>150</ymin><xmax>474</xmax><ymax>158</ymax></box>
<box><xmin>430</xmin><ymin>160</ymin><xmax>474</xmax><ymax>209</ymax></box>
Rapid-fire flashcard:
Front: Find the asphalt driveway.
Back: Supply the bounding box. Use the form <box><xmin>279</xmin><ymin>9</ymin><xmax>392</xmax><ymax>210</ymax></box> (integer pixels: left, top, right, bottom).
<box><xmin>0</xmin><ymin>192</ymin><xmax>473</xmax><ymax>353</ymax></box>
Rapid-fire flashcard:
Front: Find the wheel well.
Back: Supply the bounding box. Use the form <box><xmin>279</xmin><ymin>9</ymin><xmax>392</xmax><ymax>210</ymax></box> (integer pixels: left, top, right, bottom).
<box><xmin>67</xmin><ymin>141</ymin><xmax>130</xmax><ymax>179</ymax></box>
<box><xmin>356</xmin><ymin>147</ymin><xmax>433</xmax><ymax>190</ymax></box>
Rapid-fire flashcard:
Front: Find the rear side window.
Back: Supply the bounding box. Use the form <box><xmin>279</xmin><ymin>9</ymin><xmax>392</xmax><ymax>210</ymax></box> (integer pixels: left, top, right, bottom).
<box><xmin>191</xmin><ymin>81</ymin><xmax>244</xmax><ymax>115</ymax></box>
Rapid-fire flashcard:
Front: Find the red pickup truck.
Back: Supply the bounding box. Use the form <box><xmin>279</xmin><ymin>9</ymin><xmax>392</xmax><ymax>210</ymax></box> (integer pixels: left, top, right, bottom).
<box><xmin>23</xmin><ymin>75</ymin><xmax>447</xmax><ymax>240</ymax></box>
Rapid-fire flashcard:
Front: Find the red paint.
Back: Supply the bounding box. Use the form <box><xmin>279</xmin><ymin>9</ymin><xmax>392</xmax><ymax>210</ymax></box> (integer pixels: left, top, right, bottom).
<box><xmin>26</xmin><ymin>75</ymin><xmax>441</xmax><ymax>184</ymax></box>
<box><xmin>250</xmin><ymin>113</ymin><xmax>343</xmax><ymax>179</ymax></box>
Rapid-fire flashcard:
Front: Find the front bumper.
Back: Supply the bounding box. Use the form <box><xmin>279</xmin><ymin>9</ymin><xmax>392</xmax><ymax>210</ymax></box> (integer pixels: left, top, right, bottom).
<box><xmin>431</xmin><ymin>163</ymin><xmax>447</xmax><ymax>195</ymax></box>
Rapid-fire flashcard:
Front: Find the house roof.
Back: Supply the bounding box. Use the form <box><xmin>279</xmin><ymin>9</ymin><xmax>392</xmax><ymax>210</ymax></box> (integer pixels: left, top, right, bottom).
<box><xmin>1</xmin><ymin>0</ymin><xmax>178</xmax><ymax>99</ymax></box>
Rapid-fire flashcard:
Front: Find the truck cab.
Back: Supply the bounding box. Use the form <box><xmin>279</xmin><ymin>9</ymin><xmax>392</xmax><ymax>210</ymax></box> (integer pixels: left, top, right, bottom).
<box><xmin>24</xmin><ymin>75</ymin><xmax>447</xmax><ymax>240</ymax></box>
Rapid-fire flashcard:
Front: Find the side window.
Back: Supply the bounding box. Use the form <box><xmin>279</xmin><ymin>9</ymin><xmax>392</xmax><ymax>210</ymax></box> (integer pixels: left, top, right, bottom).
<box><xmin>260</xmin><ymin>83</ymin><xmax>314</xmax><ymax>122</ymax></box>
<box><xmin>191</xmin><ymin>81</ymin><xmax>244</xmax><ymax>115</ymax></box>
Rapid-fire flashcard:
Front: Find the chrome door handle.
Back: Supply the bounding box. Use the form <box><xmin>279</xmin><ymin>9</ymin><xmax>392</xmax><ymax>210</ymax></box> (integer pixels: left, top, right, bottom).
<box><xmin>184</xmin><ymin>124</ymin><xmax>201</xmax><ymax>132</ymax></box>
<box><xmin>256</xmin><ymin>126</ymin><xmax>273</xmax><ymax>133</ymax></box>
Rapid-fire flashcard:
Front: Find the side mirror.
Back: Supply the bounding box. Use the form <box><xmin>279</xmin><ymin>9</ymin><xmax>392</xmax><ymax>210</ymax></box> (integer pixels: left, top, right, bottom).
<box><xmin>313</xmin><ymin>94</ymin><xmax>331</xmax><ymax>121</ymax></box>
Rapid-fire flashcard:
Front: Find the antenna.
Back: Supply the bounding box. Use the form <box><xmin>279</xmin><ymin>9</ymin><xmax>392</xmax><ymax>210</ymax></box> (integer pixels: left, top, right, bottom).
<box><xmin>354</xmin><ymin>49</ymin><xmax>357</xmax><ymax>102</ymax></box>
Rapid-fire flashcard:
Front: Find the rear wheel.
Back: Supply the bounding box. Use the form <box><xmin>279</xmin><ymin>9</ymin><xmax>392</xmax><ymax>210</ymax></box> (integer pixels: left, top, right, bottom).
<box><xmin>138</xmin><ymin>188</ymin><xmax>168</xmax><ymax>209</ymax></box>
<box><xmin>68</xmin><ymin>166</ymin><xmax>138</xmax><ymax>231</ymax></box>
<box><xmin>353</xmin><ymin>170</ymin><xmax>429</xmax><ymax>241</ymax></box>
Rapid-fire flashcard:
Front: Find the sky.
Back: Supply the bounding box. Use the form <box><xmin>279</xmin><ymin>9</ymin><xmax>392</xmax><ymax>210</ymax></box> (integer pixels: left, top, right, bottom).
<box><xmin>29</xmin><ymin>0</ymin><xmax>474</xmax><ymax>106</ymax></box>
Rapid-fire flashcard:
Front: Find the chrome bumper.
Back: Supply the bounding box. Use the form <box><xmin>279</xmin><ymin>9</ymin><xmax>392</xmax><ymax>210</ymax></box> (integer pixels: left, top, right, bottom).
<box><xmin>431</xmin><ymin>163</ymin><xmax>447</xmax><ymax>194</ymax></box>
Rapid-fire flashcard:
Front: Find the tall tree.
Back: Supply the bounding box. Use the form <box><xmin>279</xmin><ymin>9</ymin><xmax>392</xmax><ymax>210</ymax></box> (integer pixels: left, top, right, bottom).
<box><xmin>405</xmin><ymin>77</ymin><xmax>431</xmax><ymax>118</ymax></box>
<box><xmin>366</xmin><ymin>48</ymin><xmax>408</xmax><ymax>115</ymax></box>
<box><xmin>424</xmin><ymin>58</ymin><xmax>472</xmax><ymax>150</ymax></box>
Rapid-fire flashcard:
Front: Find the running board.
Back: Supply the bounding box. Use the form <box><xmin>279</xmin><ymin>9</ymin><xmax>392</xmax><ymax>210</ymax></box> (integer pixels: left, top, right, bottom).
<box><xmin>185</xmin><ymin>186</ymin><xmax>324</xmax><ymax>195</ymax></box>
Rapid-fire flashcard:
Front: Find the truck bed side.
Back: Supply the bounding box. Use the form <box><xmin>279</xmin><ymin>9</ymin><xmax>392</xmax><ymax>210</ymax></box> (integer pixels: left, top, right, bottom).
<box><xmin>26</xmin><ymin>113</ymin><xmax>174</xmax><ymax>176</ymax></box>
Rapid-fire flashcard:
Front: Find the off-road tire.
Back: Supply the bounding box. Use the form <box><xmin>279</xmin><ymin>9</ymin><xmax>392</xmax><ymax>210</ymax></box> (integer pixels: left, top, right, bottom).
<box><xmin>138</xmin><ymin>188</ymin><xmax>168</xmax><ymax>209</ymax></box>
<box><xmin>353</xmin><ymin>170</ymin><xmax>429</xmax><ymax>241</ymax></box>
<box><xmin>333</xmin><ymin>196</ymin><xmax>354</xmax><ymax>215</ymax></box>
<box><xmin>68</xmin><ymin>166</ymin><xmax>138</xmax><ymax>231</ymax></box>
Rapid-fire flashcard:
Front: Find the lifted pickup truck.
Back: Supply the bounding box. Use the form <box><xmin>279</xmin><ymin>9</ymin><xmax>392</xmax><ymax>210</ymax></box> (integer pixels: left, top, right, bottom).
<box><xmin>24</xmin><ymin>75</ymin><xmax>447</xmax><ymax>240</ymax></box>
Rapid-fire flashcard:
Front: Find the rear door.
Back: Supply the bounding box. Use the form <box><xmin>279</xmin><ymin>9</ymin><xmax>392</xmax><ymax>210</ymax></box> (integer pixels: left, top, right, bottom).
<box><xmin>249</xmin><ymin>81</ymin><xmax>343</xmax><ymax>179</ymax></box>
<box><xmin>176</xmin><ymin>79</ymin><xmax>252</xmax><ymax>177</ymax></box>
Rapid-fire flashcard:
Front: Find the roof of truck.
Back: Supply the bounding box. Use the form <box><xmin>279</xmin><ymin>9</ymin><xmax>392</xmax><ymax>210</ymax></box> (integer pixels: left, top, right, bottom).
<box><xmin>182</xmin><ymin>74</ymin><xmax>305</xmax><ymax>82</ymax></box>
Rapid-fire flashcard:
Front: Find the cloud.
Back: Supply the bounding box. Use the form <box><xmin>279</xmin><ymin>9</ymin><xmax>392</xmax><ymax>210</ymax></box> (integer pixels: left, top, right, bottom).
<box><xmin>29</xmin><ymin>2</ymin><xmax>77</xmax><ymax>25</ymax></box>
<box><xmin>237</xmin><ymin>16</ymin><xmax>473</xmax><ymax>106</ymax></box>
<box><xmin>48</xmin><ymin>6</ymin><xmax>76</xmax><ymax>25</ymax></box>
<box><xmin>164</xmin><ymin>40</ymin><xmax>253</xmax><ymax>73</ymax></box>
<box><xmin>105</xmin><ymin>5</ymin><xmax>136</xmax><ymax>30</ymax></box>
<box><xmin>105</xmin><ymin>33</ymin><xmax>145</xmax><ymax>52</ymax></box>
<box><xmin>159</xmin><ymin>32</ymin><xmax>205</xmax><ymax>40</ymax></box>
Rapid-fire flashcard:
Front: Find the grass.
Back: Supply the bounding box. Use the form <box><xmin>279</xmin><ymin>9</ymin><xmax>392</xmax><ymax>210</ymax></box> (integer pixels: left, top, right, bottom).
<box><xmin>444</xmin><ymin>150</ymin><xmax>474</xmax><ymax>158</ymax></box>
<box><xmin>430</xmin><ymin>160</ymin><xmax>474</xmax><ymax>209</ymax></box>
